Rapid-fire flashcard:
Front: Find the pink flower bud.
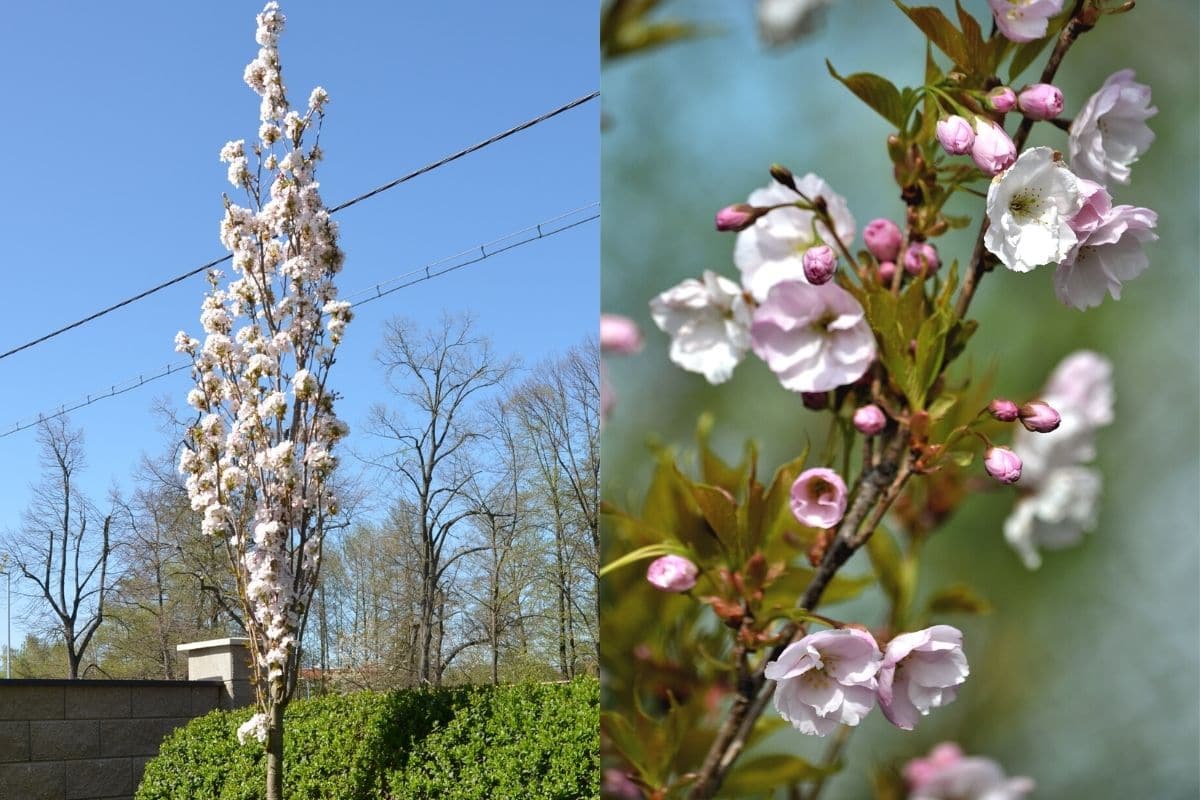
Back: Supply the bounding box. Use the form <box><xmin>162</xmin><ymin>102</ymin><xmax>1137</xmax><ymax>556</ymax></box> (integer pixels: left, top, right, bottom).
<box><xmin>802</xmin><ymin>245</ymin><xmax>837</xmax><ymax>285</ymax></box>
<box><xmin>791</xmin><ymin>467</ymin><xmax>848</xmax><ymax>528</ymax></box>
<box><xmin>877</xmin><ymin>260</ymin><xmax>897</xmax><ymax>285</ymax></box>
<box><xmin>988</xmin><ymin>398</ymin><xmax>1020</xmax><ymax>422</ymax></box>
<box><xmin>1018</xmin><ymin>400</ymin><xmax>1061</xmax><ymax>433</ymax></box>
<box><xmin>936</xmin><ymin>115</ymin><xmax>975</xmax><ymax>155</ymax></box>
<box><xmin>715</xmin><ymin>203</ymin><xmax>759</xmax><ymax>232</ymax></box>
<box><xmin>971</xmin><ymin>118</ymin><xmax>1017</xmax><ymax>175</ymax></box>
<box><xmin>988</xmin><ymin>86</ymin><xmax>1018</xmax><ymax>113</ymax></box>
<box><xmin>853</xmin><ymin>404</ymin><xmax>887</xmax><ymax>436</ymax></box>
<box><xmin>1018</xmin><ymin>83</ymin><xmax>1064</xmax><ymax>120</ymax></box>
<box><xmin>984</xmin><ymin>446</ymin><xmax>1022</xmax><ymax>484</ymax></box>
<box><xmin>600</xmin><ymin>314</ymin><xmax>643</xmax><ymax>355</ymax></box>
<box><xmin>903</xmin><ymin>242</ymin><xmax>940</xmax><ymax>277</ymax></box>
<box><xmin>802</xmin><ymin>391</ymin><xmax>829</xmax><ymax>410</ymax></box>
<box><xmin>646</xmin><ymin>555</ymin><xmax>698</xmax><ymax>592</ymax></box>
<box><xmin>864</xmin><ymin>218</ymin><xmax>903</xmax><ymax>262</ymax></box>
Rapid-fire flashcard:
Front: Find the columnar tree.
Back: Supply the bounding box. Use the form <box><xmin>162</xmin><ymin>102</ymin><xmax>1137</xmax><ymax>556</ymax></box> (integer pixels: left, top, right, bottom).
<box><xmin>175</xmin><ymin>4</ymin><xmax>350</xmax><ymax>797</ymax></box>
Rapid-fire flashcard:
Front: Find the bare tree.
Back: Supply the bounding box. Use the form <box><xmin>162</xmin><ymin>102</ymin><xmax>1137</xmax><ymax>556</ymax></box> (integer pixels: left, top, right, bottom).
<box><xmin>367</xmin><ymin>314</ymin><xmax>515</xmax><ymax>685</ymax></box>
<box><xmin>10</xmin><ymin>418</ymin><xmax>113</xmax><ymax>679</ymax></box>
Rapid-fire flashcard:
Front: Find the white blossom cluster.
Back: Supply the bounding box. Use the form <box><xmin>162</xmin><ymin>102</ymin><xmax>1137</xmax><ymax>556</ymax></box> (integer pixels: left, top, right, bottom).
<box><xmin>177</xmin><ymin>1</ymin><xmax>350</xmax><ymax>712</ymax></box>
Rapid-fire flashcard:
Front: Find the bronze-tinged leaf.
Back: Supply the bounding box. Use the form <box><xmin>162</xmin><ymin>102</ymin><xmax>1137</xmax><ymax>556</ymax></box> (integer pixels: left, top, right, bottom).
<box><xmin>826</xmin><ymin>61</ymin><xmax>908</xmax><ymax>129</ymax></box>
<box><xmin>955</xmin><ymin>0</ymin><xmax>988</xmax><ymax>73</ymax></box>
<box><xmin>697</xmin><ymin>413</ymin><xmax>752</xmax><ymax>497</ymax></box>
<box><xmin>690</xmin><ymin>482</ymin><xmax>740</xmax><ymax>553</ymax></box>
<box><xmin>893</xmin><ymin>2</ymin><xmax>971</xmax><ymax>68</ymax></box>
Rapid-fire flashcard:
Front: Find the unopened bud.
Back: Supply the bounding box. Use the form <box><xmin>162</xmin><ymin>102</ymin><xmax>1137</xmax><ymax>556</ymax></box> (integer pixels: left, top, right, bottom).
<box><xmin>984</xmin><ymin>446</ymin><xmax>1022</xmax><ymax>484</ymax></box>
<box><xmin>864</xmin><ymin>218</ymin><xmax>903</xmax><ymax>262</ymax></box>
<box><xmin>853</xmin><ymin>404</ymin><xmax>887</xmax><ymax>436</ymax></box>
<box><xmin>1018</xmin><ymin>400</ymin><xmax>1061</xmax><ymax>433</ymax></box>
<box><xmin>988</xmin><ymin>86</ymin><xmax>1018</xmax><ymax>113</ymax></box>
<box><xmin>802</xmin><ymin>392</ymin><xmax>829</xmax><ymax>411</ymax></box>
<box><xmin>715</xmin><ymin>203</ymin><xmax>759</xmax><ymax>232</ymax></box>
<box><xmin>600</xmin><ymin>314</ymin><xmax>643</xmax><ymax>355</ymax></box>
<box><xmin>802</xmin><ymin>245</ymin><xmax>837</xmax><ymax>284</ymax></box>
<box><xmin>936</xmin><ymin>115</ymin><xmax>975</xmax><ymax>155</ymax></box>
<box><xmin>988</xmin><ymin>398</ymin><xmax>1020</xmax><ymax>422</ymax></box>
<box><xmin>971</xmin><ymin>118</ymin><xmax>1017</xmax><ymax>175</ymax></box>
<box><xmin>903</xmin><ymin>242</ymin><xmax>941</xmax><ymax>277</ymax></box>
<box><xmin>877</xmin><ymin>260</ymin><xmax>897</xmax><ymax>285</ymax></box>
<box><xmin>769</xmin><ymin>164</ymin><xmax>797</xmax><ymax>191</ymax></box>
<box><xmin>1018</xmin><ymin>83</ymin><xmax>1064</xmax><ymax>120</ymax></box>
<box><xmin>646</xmin><ymin>555</ymin><xmax>698</xmax><ymax>592</ymax></box>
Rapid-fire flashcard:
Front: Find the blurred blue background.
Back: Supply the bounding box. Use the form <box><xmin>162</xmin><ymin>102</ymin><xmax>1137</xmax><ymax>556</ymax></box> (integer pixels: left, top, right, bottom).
<box><xmin>601</xmin><ymin>1</ymin><xmax>1199</xmax><ymax>797</ymax></box>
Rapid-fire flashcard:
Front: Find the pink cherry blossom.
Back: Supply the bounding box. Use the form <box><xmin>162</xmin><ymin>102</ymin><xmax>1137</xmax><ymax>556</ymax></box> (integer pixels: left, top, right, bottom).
<box><xmin>987</xmin><ymin>0</ymin><xmax>1062</xmax><ymax>43</ymax></box>
<box><xmin>1054</xmin><ymin>202</ymin><xmax>1158</xmax><ymax>310</ymax></box>
<box><xmin>790</xmin><ymin>467</ymin><xmax>848</xmax><ymax>528</ymax></box>
<box><xmin>1069</xmin><ymin>69</ymin><xmax>1157</xmax><ymax>185</ymax></box>
<box><xmin>734</xmin><ymin>173</ymin><xmax>856</xmax><ymax>300</ymax></box>
<box><xmin>764</xmin><ymin>628</ymin><xmax>882</xmax><ymax>736</ymax></box>
<box><xmin>750</xmin><ymin>281</ymin><xmax>876</xmax><ymax>393</ymax></box>
<box><xmin>877</xmin><ymin>625</ymin><xmax>969</xmax><ymax>730</ymax></box>
<box><xmin>646</xmin><ymin>555</ymin><xmax>699</xmax><ymax>592</ymax></box>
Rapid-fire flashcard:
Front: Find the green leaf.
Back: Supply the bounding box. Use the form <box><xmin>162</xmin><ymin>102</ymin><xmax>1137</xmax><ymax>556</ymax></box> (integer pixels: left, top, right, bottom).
<box><xmin>943</xmin><ymin>318</ymin><xmax>979</xmax><ymax>366</ymax></box>
<box><xmin>927</xmin><ymin>392</ymin><xmax>958</xmax><ymax>422</ymax></box>
<box><xmin>718</xmin><ymin>754</ymin><xmax>840</xmax><ymax>798</ymax></box>
<box><xmin>697</xmin><ymin>413</ymin><xmax>751</xmax><ymax>496</ymax></box>
<box><xmin>600</xmin><ymin>711</ymin><xmax>650</xmax><ymax>779</ymax></box>
<box><xmin>826</xmin><ymin>61</ymin><xmax>907</xmax><ymax>128</ymax></box>
<box><xmin>764</xmin><ymin>565</ymin><xmax>875</xmax><ymax>609</ymax></box>
<box><xmin>641</xmin><ymin>452</ymin><xmax>721</xmax><ymax>558</ymax></box>
<box><xmin>894</xmin><ymin>2</ymin><xmax>971</xmax><ymax>68</ymax></box>
<box><xmin>910</xmin><ymin>305</ymin><xmax>953</xmax><ymax>410</ymax></box>
<box><xmin>599</xmin><ymin>543</ymin><xmax>690</xmax><ymax>578</ymax></box>
<box><xmin>926</xmin><ymin>583</ymin><xmax>992</xmax><ymax>616</ymax></box>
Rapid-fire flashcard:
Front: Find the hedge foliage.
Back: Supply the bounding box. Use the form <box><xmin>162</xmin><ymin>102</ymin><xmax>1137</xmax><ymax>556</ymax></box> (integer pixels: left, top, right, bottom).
<box><xmin>135</xmin><ymin>679</ymin><xmax>598</xmax><ymax>800</ymax></box>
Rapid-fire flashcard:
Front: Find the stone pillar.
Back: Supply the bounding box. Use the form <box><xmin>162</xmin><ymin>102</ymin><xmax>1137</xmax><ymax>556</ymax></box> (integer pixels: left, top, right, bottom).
<box><xmin>177</xmin><ymin>638</ymin><xmax>254</xmax><ymax>709</ymax></box>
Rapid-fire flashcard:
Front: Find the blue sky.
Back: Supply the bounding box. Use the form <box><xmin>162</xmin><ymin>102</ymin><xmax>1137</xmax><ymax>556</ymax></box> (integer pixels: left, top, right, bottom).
<box><xmin>0</xmin><ymin>1</ymin><xmax>598</xmax><ymax>645</ymax></box>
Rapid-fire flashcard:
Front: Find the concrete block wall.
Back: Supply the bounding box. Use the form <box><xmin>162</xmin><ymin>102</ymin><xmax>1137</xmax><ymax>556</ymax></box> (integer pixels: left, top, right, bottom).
<box><xmin>0</xmin><ymin>679</ymin><xmax>223</xmax><ymax>800</ymax></box>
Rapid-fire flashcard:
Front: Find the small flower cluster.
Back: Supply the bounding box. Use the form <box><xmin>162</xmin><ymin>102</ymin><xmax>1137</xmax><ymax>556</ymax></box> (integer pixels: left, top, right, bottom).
<box><xmin>1003</xmin><ymin>351</ymin><xmax>1113</xmax><ymax>568</ymax></box>
<box><xmin>983</xmin><ymin>71</ymin><xmax>1157</xmax><ymax>309</ymax></box>
<box><xmin>765</xmin><ymin>624</ymin><xmax>968</xmax><ymax>735</ymax></box>
<box><xmin>904</xmin><ymin>742</ymin><xmax>1034</xmax><ymax>800</ymax></box>
<box><xmin>651</xmin><ymin>172</ymin><xmax>875</xmax><ymax>393</ymax></box>
<box><xmin>178</xmin><ymin>1</ymin><xmax>350</xmax><ymax>723</ymax></box>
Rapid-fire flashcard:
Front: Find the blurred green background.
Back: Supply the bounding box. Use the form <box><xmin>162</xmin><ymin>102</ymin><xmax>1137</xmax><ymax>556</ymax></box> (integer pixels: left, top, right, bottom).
<box><xmin>600</xmin><ymin>1</ymin><xmax>1199</xmax><ymax>797</ymax></box>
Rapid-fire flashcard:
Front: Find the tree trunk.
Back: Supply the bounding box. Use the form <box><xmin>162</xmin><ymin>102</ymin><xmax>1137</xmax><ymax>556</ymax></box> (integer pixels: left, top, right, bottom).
<box><xmin>266</xmin><ymin>702</ymin><xmax>285</xmax><ymax>800</ymax></box>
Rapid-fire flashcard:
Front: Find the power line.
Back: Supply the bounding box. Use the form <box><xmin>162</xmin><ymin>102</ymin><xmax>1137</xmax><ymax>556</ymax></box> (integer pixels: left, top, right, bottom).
<box><xmin>0</xmin><ymin>91</ymin><xmax>599</xmax><ymax>365</ymax></box>
<box><xmin>0</xmin><ymin>204</ymin><xmax>599</xmax><ymax>441</ymax></box>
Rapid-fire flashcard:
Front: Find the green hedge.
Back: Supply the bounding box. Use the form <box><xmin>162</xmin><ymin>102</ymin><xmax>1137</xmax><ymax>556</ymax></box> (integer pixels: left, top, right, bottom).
<box><xmin>135</xmin><ymin>679</ymin><xmax>598</xmax><ymax>800</ymax></box>
<box><xmin>391</xmin><ymin>679</ymin><xmax>599</xmax><ymax>800</ymax></box>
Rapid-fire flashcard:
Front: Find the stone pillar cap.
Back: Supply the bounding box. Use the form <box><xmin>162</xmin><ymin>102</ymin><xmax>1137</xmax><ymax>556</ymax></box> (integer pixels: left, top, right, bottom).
<box><xmin>176</xmin><ymin>637</ymin><xmax>251</xmax><ymax>652</ymax></box>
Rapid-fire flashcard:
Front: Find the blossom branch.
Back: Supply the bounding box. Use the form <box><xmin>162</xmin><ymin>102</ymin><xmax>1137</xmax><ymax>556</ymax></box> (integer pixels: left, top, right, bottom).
<box><xmin>955</xmin><ymin>0</ymin><xmax>1094</xmax><ymax>319</ymax></box>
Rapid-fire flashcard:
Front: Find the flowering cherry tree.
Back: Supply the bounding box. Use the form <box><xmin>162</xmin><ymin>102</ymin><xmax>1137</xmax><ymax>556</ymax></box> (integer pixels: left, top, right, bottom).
<box><xmin>601</xmin><ymin>2</ymin><xmax>1152</xmax><ymax>798</ymax></box>
<box><xmin>175</xmin><ymin>4</ymin><xmax>350</xmax><ymax>797</ymax></box>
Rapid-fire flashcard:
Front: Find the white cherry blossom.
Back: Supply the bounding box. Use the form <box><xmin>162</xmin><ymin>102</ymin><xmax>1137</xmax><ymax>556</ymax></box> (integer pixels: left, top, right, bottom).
<box><xmin>984</xmin><ymin>147</ymin><xmax>1084</xmax><ymax>272</ymax></box>
<box><xmin>649</xmin><ymin>271</ymin><xmax>752</xmax><ymax>384</ymax></box>
<box><xmin>1069</xmin><ymin>69</ymin><xmax>1156</xmax><ymax>185</ymax></box>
